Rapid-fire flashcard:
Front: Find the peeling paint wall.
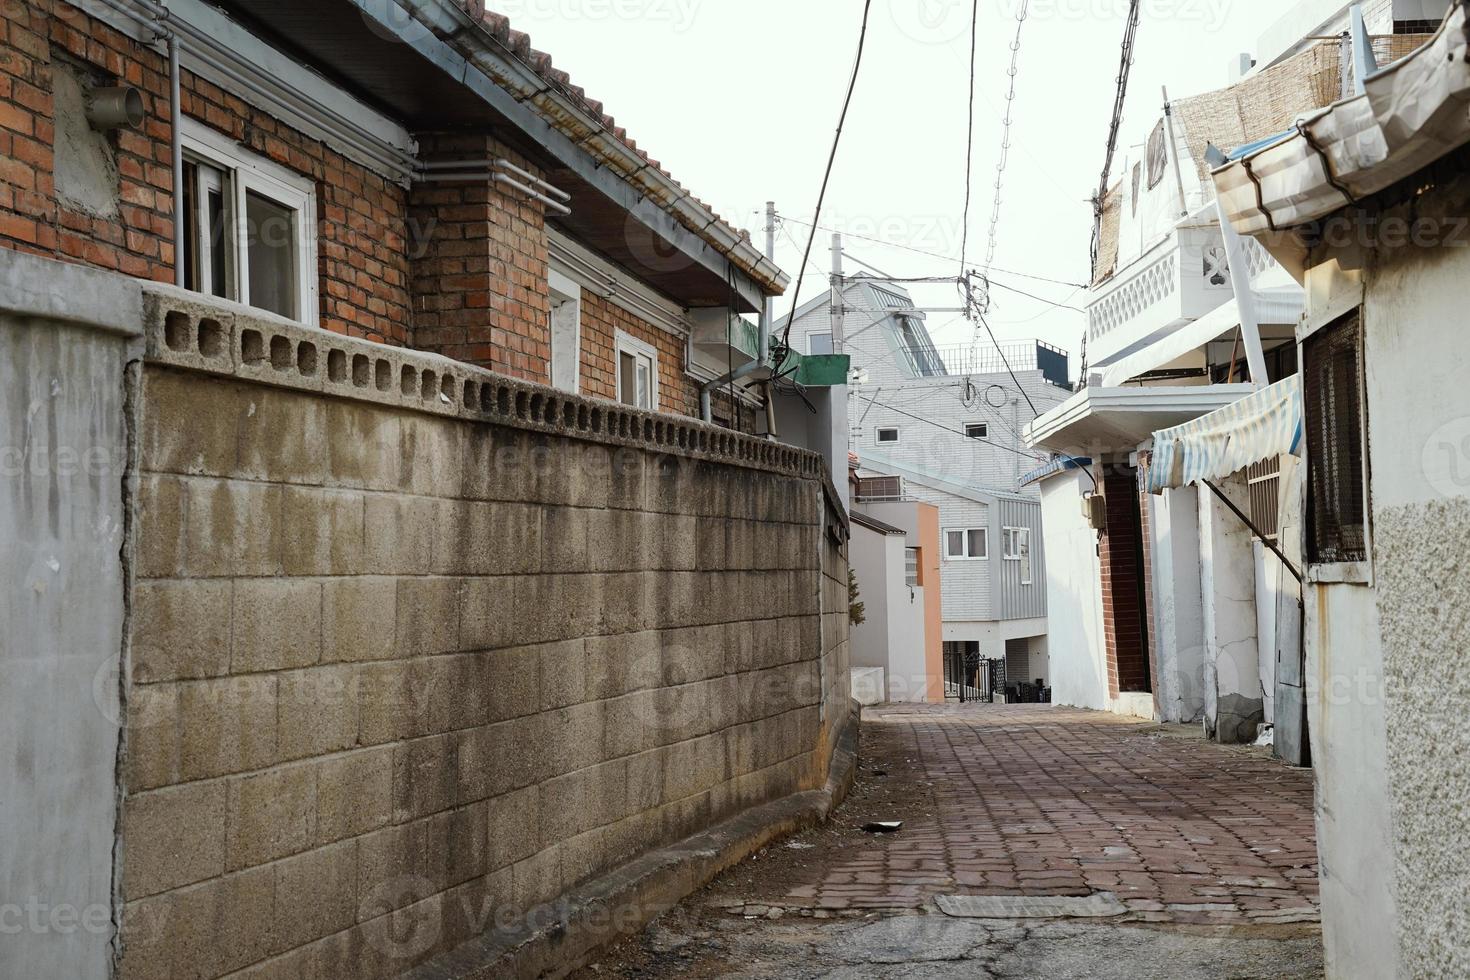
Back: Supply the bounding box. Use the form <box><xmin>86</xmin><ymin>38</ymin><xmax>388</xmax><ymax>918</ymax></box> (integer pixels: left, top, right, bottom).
<box><xmin>0</xmin><ymin>252</ymin><xmax>141</xmax><ymax>980</ymax></box>
<box><xmin>1198</xmin><ymin>473</ymin><xmax>1263</xmax><ymax>743</ymax></box>
<box><xmin>1357</xmin><ymin>175</ymin><xmax>1470</xmax><ymax>979</ymax></box>
<box><xmin>1037</xmin><ymin>469</ymin><xmax>1109</xmax><ymax>710</ymax></box>
<box><xmin>1149</xmin><ymin>485</ymin><xmax>1206</xmax><ymax>723</ymax></box>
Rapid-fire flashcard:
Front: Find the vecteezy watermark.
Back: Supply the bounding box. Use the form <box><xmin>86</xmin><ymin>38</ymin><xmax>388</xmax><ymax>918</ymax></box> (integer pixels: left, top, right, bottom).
<box><xmin>0</xmin><ymin>899</ymin><xmax>112</xmax><ymax>936</ymax></box>
<box><xmin>889</xmin><ymin>0</ymin><xmax>1232</xmax><ymax>44</ymax></box>
<box><xmin>1422</xmin><ymin>416</ymin><xmax>1470</xmax><ymax>499</ymax></box>
<box><xmin>360</xmin><ymin>875</ymin><xmax>443</xmax><ymax>961</ymax></box>
<box><xmin>496</xmin><ymin>0</ymin><xmax>702</xmax><ymax>32</ymax></box>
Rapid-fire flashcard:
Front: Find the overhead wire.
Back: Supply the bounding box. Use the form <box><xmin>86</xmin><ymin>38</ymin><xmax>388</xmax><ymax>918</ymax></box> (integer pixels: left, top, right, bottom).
<box><xmin>774</xmin><ymin>0</ymin><xmax>876</xmax><ymax>370</ymax></box>
<box><xmin>959</xmin><ymin>0</ymin><xmax>981</xmax><ymax>279</ymax></box>
<box><xmin>775</xmin><ymin>213</ymin><xmax>1087</xmax><ymax>290</ymax></box>
<box><xmin>1091</xmin><ymin>0</ymin><xmax>1143</xmax><ymax>277</ymax></box>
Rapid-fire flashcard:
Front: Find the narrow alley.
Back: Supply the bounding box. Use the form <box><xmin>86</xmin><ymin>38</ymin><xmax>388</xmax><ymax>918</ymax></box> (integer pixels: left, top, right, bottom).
<box><xmin>578</xmin><ymin>705</ymin><xmax>1323</xmax><ymax>979</ymax></box>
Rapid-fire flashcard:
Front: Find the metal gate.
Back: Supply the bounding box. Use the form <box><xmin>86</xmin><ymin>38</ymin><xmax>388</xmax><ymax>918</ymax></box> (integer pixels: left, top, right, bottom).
<box><xmin>943</xmin><ymin>643</ymin><xmax>1006</xmax><ymax>703</ymax></box>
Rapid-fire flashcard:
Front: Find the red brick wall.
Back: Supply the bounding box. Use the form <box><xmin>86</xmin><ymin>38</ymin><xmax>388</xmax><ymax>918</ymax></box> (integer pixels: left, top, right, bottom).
<box><xmin>0</xmin><ymin>0</ymin><xmax>412</xmax><ymax>345</ymax></box>
<box><xmin>1098</xmin><ymin>467</ymin><xmax>1150</xmax><ymax>696</ymax></box>
<box><xmin>1135</xmin><ymin>452</ymin><xmax>1161</xmax><ymax>714</ymax></box>
<box><xmin>580</xmin><ymin>290</ymin><xmax>754</xmax><ymax>431</ymax></box>
<box><xmin>407</xmin><ymin>133</ymin><xmax>551</xmax><ymax>383</ymax></box>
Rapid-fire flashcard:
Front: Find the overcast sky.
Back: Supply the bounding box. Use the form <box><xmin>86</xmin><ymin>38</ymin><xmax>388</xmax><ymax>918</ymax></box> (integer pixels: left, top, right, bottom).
<box><xmin>500</xmin><ymin>0</ymin><xmax>1268</xmax><ymax>359</ymax></box>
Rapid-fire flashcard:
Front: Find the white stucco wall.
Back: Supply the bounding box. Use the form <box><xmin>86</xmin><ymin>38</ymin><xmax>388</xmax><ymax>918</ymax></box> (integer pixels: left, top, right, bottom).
<box><xmin>1148</xmin><ymin>485</ymin><xmax>1207</xmax><ymax>723</ymax></box>
<box><xmin>1197</xmin><ymin>473</ymin><xmax>1263</xmax><ymax>742</ymax></box>
<box><xmin>1036</xmin><ymin>469</ymin><xmax>1109</xmax><ymax>710</ymax></box>
<box><xmin>0</xmin><ymin>251</ymin><xmax>141</xmax><ymax>980</ymax></box>
<box><xmin>1353</xmin><ymin>198</ymin><xmax>1470</xmax><ymax>978</ymax></box>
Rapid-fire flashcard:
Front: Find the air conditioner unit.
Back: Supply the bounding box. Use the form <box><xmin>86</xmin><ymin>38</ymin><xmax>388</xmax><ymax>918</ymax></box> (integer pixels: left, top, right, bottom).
<box><xmin>1083</xmin><ymin>493</ymin><xmax>1107</xmax><ymax>531</ymax></box>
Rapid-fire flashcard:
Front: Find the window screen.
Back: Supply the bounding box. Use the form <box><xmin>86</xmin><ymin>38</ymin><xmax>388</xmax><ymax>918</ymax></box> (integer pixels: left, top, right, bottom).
<box><xmin>1304</xmin><ymin>311</ymin><xmax>1367</xmax><ymax>563</ymax></box>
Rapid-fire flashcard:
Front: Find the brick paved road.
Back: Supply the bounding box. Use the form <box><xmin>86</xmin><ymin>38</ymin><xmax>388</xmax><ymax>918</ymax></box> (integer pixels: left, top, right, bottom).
<box><xmin>578</xmin><ymin>703</ymin><xmax>1323</xmax><ymax>979</ymax></box>
<box><xmin>784</xmin><ymin>703</ymin><xmax>1319</xmax><ymax>925</ymax></box>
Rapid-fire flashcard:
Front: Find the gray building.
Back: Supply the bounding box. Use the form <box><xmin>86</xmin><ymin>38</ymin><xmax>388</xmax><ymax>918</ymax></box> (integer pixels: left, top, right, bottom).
<box><xmin>782</xmin><ymin>276</ymin><xmax>1071</xmax><ymax>693</ymax></box>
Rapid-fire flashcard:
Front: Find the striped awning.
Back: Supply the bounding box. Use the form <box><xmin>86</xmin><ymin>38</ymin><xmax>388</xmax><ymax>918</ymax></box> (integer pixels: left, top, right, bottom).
<box><xmin>1147</xmin><ymin>376</ymin><xmax>1302</xmax><ymax>493</ymax></box>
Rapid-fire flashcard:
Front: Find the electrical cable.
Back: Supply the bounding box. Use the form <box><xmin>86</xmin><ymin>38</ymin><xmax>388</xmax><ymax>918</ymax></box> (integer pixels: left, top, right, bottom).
<box><xmin>1091</xmin><ymin>0</ymin><xmax>1142</xmax><ymax>277</ymax></box>
<box><xmin>852</xmin><ymin>391</ymin><xmax>1048</xmax><ymax>464</ymax></box>
<box><xmin>776</xmin><ymin>214</ymin><xmax>1087</xmax><ymax>289</ymax></box>
<box><xmin>959</xmin><ymin>0</ymin><xmax>981</xmax><ymax>279</ymax></box>
<box><xmin>775</xmin><ymin>0</ymin><xmax>876</xmax><ymax>372</ymax></box>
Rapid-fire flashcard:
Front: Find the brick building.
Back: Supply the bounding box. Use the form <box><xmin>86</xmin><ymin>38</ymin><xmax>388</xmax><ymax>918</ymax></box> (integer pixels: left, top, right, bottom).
<box><xmin>0</xmin><ymin>0</ymin><xmax>792</xmax><ymax>430</ymax></box>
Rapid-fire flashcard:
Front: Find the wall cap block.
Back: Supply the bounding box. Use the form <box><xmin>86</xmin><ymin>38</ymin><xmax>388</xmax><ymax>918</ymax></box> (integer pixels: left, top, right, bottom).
<box><xmin>140</xmin><ymin>283</ymin><xmax>825</xmax><ymax>482</ymax></box>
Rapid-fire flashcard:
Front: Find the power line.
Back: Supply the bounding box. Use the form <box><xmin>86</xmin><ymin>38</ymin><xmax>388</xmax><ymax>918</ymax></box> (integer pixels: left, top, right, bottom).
<box><xmin>1091</xmin><ymin>0</ymin><xmax>1142</xmax><ymax>277</ymax></box>
<box><xmin>983</xmin><ymin>0</ymin><xmax>1030</xmax><ymax>272</ymax></box>
<box><xmin>776</xmin><ymin>213</ymin><xmax>1087</xmax><ymax>290</ymax></box>
<box><xmin>776</xmin><ymin>0</ymin><xmax>876</xmax><ymax>362</ymax></box>
<box><xmin>959</xmin><ymin>0</ymin><xmax>981</xmax><ymax>280</ymax></box>
<box><xmin>853</xmin><ymin>391</ymin><xmax>1048</xmax><ymax>464</ymax></box>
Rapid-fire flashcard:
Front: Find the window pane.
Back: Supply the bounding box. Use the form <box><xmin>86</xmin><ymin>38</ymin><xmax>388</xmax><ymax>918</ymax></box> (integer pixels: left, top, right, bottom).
<box><xmin>245</xmin><ymin>190</ymin><xmax>297</xmax><ymax>319</ymax></box>
<box><xmin>946</xmin><ymin>531</ymin><xmax>964</xmax><ymax>557</ymax></box>
<box><xmin>619</xmin><ymin>351</ymin><xmax>637</xmax><ymax>406</ymax></box>
<box><xmin>635</xmin><ymin>355</ymin><xmax>652</xmax><ymax>408</ymax></box>
<box><xmin>808</xmin><ymin>332</ymin><xmax>833</xmax><ymax>355</ymax></box>
<box><xmin>877</xmin><ymin>428</ymin><xmax>899</xmax><ymax>443</ymax></box>
<box><xmin>965</xmin><ymin>423</ymin><xmax>987</xmax><ymax>439</ymax></box>
<box><xmin>905</xmin><ymin>547</ymin><xmax>919</xmax><ymax>586</ymax></box>
<box><xmin>968</xmin><ymin>529</ymin><xmax>985</xmax><ymax>558</ymax></box>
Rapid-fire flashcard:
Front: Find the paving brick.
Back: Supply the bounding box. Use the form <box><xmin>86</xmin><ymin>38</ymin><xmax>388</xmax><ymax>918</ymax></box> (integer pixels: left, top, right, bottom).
<box><xmin>765</xmin><ymin>704</ymin><xmax>1319</xmax><ymax>926</ymax></box>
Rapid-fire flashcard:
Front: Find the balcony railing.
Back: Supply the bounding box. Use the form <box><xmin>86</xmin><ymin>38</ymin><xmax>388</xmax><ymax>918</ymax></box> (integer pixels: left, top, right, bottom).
<box><xmin>896</xmin><ymin>340</ymin><xmax>1070</xmax><ymax>388</ymax></box>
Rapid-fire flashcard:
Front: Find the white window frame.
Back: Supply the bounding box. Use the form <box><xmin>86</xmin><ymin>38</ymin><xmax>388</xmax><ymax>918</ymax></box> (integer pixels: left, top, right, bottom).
<box><xmin>807</xmin><ymin>331</ymin><xmax>833</xmax><ymax>355</ymax></box>
<box><xmin>876</xmin><ymin>427</ymin><xmax>901</xmax><ymax>445</ymax></box>
<box><xmin>614</xmin><ymin>329</ymin><xmax>660</xmax><ymax>410</ymax></box>
<box><xmin>1003</xmin><ymin>526</ymin><xmax>1032</xmax><ymax>583</ymax></box>
<box><xmin>965</xmin><ymin>422</ymin><xmax>989</xmax><ymax>440</ymax></box>
<box><xmin>181</xmin><ymin>119</ymin><xmax>318</xmax><ymax>325</ymax></box>
<box><xmin>943</xmin><ymin>527</ymin><xmax>988</xmax><ymax>561</ymax></box>
<box><xmin>548</xmin><ymin>268</ymin><xmax>582</xmax><ymax>394</ymax></box>
<box><xmin>904</xmin><ymin>547</ymin><xmax>919</xmax><ymax>587</ymax></box>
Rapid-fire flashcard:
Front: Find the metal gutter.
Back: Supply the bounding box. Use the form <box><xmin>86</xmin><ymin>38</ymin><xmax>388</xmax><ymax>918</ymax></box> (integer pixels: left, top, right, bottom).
<box><xmin>1213</xmin><ymin>5</ymin><xmax>1470</xmax><ymax>238</ymax></box>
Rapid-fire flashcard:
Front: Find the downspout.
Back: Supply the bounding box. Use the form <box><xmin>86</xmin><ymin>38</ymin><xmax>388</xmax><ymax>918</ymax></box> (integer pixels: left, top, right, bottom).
<box><xmin>168</xmin><ymin>31</ymin><xmax>183</xmax><ymax>287</ymax></box>
<box><xmin>762</xmin><ymin>200</ymin><xmax>778</xmax><ymax>438</ymax></box>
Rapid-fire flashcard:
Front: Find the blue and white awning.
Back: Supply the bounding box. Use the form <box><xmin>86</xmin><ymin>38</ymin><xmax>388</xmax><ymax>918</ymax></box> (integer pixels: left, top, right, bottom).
<box><xmin>1147</xmin><ymin>376</ymin><xmax>1302</xmax><ymax>493</ymax></box>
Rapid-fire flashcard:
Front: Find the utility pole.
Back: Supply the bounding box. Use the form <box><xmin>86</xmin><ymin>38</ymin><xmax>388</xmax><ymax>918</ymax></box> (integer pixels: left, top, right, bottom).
<box><xmin>762</xmin><ymin>201</ymin><xmax>779</xmax><ymax>438</ymax></box>
<box><xmin>829</xmin><ymin>232</ymin><xmax>845</xmax><ymax>353</ymax></box>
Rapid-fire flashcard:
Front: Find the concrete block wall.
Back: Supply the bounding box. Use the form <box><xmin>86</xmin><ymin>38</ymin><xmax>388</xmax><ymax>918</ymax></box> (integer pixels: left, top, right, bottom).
<box><xmin>115</xmin><ymin>286</ymin><xmax>842</xmax><ymax>980</ymax></box>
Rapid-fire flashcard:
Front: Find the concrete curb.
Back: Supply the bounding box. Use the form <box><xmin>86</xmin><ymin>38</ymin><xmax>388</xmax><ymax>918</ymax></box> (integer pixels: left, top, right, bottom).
<box><xmin>406</xmin><ymin>706</ymin><xmax>860</xmax><ymax>980</ymax></box>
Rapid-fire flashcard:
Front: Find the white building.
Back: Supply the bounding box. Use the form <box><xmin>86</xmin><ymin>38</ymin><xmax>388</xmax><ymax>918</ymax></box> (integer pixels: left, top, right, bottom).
<box><xmin>1205</xmin><ymin>10</ymin><xmax>1470</xmax><ymax>974</ymax></box>
<box><xmin>1023</xmin><ymin>0</ymin><xmax>1445</xmax><ymax>742</ymax></box>
<box><xmin>783</xmin><ymin>276</ymin><xmax>1069</xmax><ymax>697</ymax></box>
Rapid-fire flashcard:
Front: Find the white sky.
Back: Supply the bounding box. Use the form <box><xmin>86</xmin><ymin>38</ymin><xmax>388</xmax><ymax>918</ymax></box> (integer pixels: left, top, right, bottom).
<box><xmin>499</xmin><ymin>0</ymin><xmax>1269</xmax><ymax>362</ymax></box>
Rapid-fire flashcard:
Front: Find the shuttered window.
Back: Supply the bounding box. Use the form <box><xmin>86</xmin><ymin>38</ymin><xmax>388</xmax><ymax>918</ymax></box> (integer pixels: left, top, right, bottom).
<box><xmin>1303</xmin><ymin>311</ymin><xmax>1367</xmax><ymax>564</ymax></box>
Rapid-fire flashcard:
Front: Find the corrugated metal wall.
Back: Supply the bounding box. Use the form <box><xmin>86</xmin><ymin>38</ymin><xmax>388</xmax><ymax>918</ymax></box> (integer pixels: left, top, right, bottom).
<box><xmin>993</xmin><ymin>496</ymin><xmax>1047</xmax><ymax>621</ymax></box>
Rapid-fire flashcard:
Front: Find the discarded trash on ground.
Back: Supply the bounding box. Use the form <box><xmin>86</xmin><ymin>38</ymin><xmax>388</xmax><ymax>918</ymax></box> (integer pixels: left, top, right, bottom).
<box><xmin>862</xmin><ymin>821</ymin><xmax>903</xmax><ymax>833</ymax></box>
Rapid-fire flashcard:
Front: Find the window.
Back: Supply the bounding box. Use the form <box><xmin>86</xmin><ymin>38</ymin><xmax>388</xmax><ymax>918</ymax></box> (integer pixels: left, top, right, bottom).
<box><xmin>855</xmin><ymin>475</ymin><xmax>902</xmax><ymax>501</ymax></box>
<box><xmin>180</xmin><ymin>120</ymin><xmax>317</xmax><ymax>323</ymax></box>
<box><xmin>1146</xmin><ymin>118</ymin><xmax>1167</xmax><ymax>189</ymax></box>
<box><xmin>807</xmin><ymin>332</ymin><xmax>833</xmax><ymax>355</ymax></box>
<box><xmin>1247</xmin><ymin>456</ymin><xmax>1281</xmax><ymax>541</ymax></box>
<box><xmin>615</xmin><ymin>330</ymin><xmax>659</xmax><ymax>410</ymax></box>
<box><xmin>964</xmin><ymin>423</ymin><xmax>988</xmax><ymax>440</ymax></box>
<box><xmin>876</xmin><ymin>427</ymin><xmax>900</xmax><ymax>444</ymax></box>
<box><xmin>904</xmin><ymin>547</ymin><xmax>919</xmax><ymax>587</ymax></box>
<box><xmin>549</xmin><ymin>269</ymin><xmax>581</xmax><ymax>393</ymax></box>
<box><xmin>1003</xmin><ymin>527</ymin><xmax>1032</xmax><ymax>583</ymax></box>
<box><xmin>1303</xmin><ymin>310</ymin><xmax>1367</xmax><ymax>564</ymax></box>
<box><xmin>944</xmin><ymin>528</ymin><xmax>987</xmax><ymax>560</ymax></box>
